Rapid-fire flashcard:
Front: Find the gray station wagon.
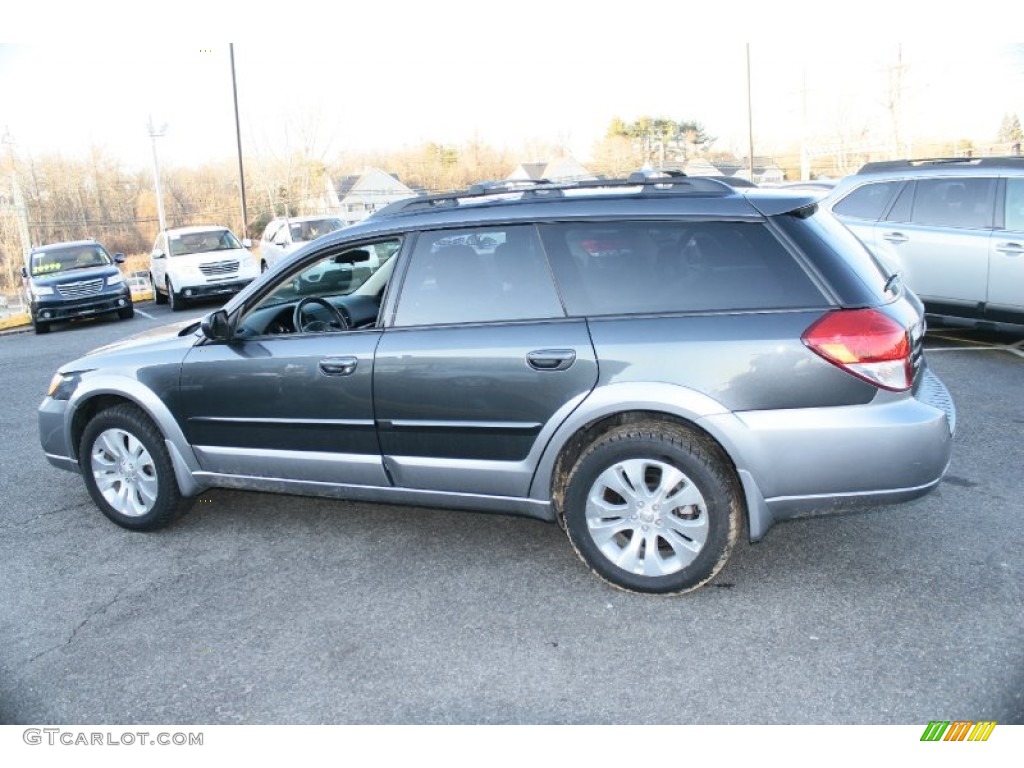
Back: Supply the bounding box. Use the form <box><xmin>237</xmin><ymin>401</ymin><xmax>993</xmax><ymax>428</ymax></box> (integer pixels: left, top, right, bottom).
<box><xmin>38</xmin><ymin>173</ymin><xmax>956</xmax><ymax>594</ymax></box>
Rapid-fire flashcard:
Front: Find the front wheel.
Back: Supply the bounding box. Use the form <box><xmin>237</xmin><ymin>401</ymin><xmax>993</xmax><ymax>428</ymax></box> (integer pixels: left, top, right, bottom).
<box><xmin>152</xmin><ymin>274</ymin><xmax>167</xmax><ymax>305</ymax></box>
<box><xmin>563</xmin><ymin>422</ymin><xmax>742</xmax><ymax>595</ymax></box>
<box><xmin>79</xmin><ymin>404</ymin><xmax>193</xmax><ymax>531</ymax></box>
<box><xmin>118</xmin><ymin>305</ymin><xmax>135</xmax><ymax>320</ymax></box>
<box><xmin>167</xmin><ymin>279</ymin><xmax>184</xmax><ymax>312</ymax></box>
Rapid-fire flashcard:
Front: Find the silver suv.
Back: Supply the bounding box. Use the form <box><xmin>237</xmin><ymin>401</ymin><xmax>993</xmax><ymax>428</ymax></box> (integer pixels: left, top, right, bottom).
<box><xmin>38</xmin><ymin>174</ymin><xmax>956</xmax><ymax>595</ymax></box>
<box><xmin>822</xmin><ymin>156</ymin><xmax>1024</xmax><ymax>327</ymax></box>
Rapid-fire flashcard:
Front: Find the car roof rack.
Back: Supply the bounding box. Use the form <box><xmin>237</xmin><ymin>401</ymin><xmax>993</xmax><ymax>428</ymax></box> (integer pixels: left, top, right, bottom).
<box><xmin>370</xmin><ymin>171</ymin><xmax>737</xmax><ymax>218</ymax></box>
<box><xmin>858</xmin><ymin>156</ymin><xmax>1024</xmax><ymax>174</ymax></box>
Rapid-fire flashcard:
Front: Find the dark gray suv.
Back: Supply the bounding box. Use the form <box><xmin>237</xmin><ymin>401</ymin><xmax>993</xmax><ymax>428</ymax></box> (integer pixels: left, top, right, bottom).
<box><xmin>38</xmin><ymin>174</ymin><xmax>956</xmax><ymax>594</ymax></box>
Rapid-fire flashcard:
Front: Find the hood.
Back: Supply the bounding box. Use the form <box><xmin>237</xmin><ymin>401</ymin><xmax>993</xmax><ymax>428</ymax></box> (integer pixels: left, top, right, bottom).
<box><xmin>67</xmin><ymin>318</ymin><xmax>201</xmax><ymax>369</ymax></box>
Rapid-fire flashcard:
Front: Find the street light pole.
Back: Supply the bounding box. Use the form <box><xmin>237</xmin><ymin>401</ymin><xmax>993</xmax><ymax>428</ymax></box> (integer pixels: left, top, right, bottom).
<box><xmin>230</xmin><ymin>43</ymin><xmax>249</xmax><ymax>241</ymax></box>
<box><xmin>746</xmin><ymin>43</ymin><xmax>755</xmax><ymax>182</ymax></box>
<box><xmin>147</xmin><ymin>117</ymin><xmax>168</xmax><ymax>233</ymax></box>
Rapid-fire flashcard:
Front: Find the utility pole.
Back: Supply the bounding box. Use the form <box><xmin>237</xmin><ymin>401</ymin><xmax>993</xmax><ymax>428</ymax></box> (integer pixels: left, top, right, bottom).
<box><xmin>746</xmin><ymin>44</ymin><xmax>755</xmax><ymax>181</ymax></box>
<box><xmin>147</xmin><ymin>117</ymin><xmax>168</xmax><ymax>232</ymax></box>
<box><xmin>230</xmin><ymin>43</ymin><xmax>249</xmax><ymax>241</ymax></box>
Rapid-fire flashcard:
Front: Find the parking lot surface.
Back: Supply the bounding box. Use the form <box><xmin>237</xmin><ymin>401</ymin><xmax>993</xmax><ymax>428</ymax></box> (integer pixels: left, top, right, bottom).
<box><xmin>0</xmin><ymin>308</ymin><xmax>1021</xmax><ymax>724</ymax></box>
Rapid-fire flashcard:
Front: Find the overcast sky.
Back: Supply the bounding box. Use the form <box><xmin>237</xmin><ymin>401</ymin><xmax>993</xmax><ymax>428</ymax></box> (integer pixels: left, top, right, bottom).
<box><xmin>2</xmin><ymin>5</ymin><xmax>1022</xmax><ymax>171</ymax></box>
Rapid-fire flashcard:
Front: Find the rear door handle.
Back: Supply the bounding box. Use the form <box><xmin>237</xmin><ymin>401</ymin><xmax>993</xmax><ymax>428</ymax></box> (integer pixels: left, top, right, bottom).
<box><xmin>995</xmin><ymin>241</ymin><xmax>1024</xmax><ymax>255</ymax></box>
<box><xmin>527</xmin><ymin>349</ymin><xmax>576</xmax><ymax>371</ymax></box>
<box><xmin>882</xmin><ymin>231</ymin><xmax>909</xmax><ymax>244</ymax></box>
<box><xmin>319</xmin><ymin>356</ymin><xmax>358</xmax><ymax>376</ymax></box>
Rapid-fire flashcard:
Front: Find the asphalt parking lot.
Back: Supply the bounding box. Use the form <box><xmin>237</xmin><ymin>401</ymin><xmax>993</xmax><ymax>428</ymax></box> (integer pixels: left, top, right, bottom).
<box><xmin>0</xmin><ymin>307</ymin><xmax>1021</xmax><ymax>724</ymax></box>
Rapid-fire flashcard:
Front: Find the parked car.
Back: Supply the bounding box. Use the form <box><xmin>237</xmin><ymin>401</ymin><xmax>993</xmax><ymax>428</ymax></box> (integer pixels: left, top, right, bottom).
<box><xmin>149</xmin><ymin>225</ymin><xmax>260</xmax><ymax>311</ymax></box>
<box><xmin>21</xmin><ymin>239</ymin><xmax>133</xmax><ymax>334</ymax></box>
<box><xmin>259</xmin><ymin>215</ymin><xmax>347</xmax><ymax>272</ymax></box>
<box><xmin>39</xmin><ymin>174</ymin><xmax>955</xmax><ymax>594</ymax></box>
<box><xmin>821</xmin><ymin>156</ymin><xmax>1024</xmax><ymax>327</ymax></box>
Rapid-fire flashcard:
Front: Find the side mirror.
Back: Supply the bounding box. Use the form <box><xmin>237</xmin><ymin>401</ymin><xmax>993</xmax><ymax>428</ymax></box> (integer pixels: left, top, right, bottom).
<box><xmin>200</xmin><ymin>309</ymin><xmax>232</xmax><ymax>342</ymax></box>
<box><xmin>114</xmin><ymin>252</ymin><xmax>126</xmax><ymax>264</ymax></box>
<box><xmin>21</xmin><ymin>266</ymin><xmax>28</xmax><ymax>278</ymax></box>
<box><xmin>152</xmin><ymin>250</ymin><xmax>166</xmax><ymax>260</ymax></box>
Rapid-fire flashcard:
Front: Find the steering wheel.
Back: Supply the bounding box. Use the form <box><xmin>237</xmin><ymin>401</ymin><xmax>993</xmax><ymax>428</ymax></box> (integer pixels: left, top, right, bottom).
<box><xmin>293</xmin><ymin>296</ymin><xmax>349</xmax><ymax>333</ymax></box>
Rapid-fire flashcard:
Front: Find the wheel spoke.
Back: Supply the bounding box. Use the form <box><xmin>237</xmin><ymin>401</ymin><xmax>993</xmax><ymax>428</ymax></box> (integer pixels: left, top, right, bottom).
<box><xmin>614</xmin><ymin>529</ymin><xmax>645</xmax><ymax>572</ymax></box>
<box><xmin>662</xmin><ymin>514</ymin><xmax>708</xmax><ymax>552</ymax></box>
<box><xmin>98</xmin><ymin>431</ymin><xmax>125</xmax><ymax>460</ymax></box>
<box><xmin>663</xmin><ymin>480</ymin><xmax>703</xmax><ymax>511</ymax></box>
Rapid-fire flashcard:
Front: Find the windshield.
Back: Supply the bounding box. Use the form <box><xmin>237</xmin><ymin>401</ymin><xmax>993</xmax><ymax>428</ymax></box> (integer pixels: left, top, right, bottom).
<box><xmin>289</xmin><ymin>218</ymin><xmax>344</xmax><ymax>243</ymax></box>
<box><xmin>169</xmin><ymin>229</ymin><xmax>242</xmax><ymax>256</ymax></box>
<box><xmin>30</xmin><ymin>245</ymin><xmax>112</xmax><ymax>276</ymax></box>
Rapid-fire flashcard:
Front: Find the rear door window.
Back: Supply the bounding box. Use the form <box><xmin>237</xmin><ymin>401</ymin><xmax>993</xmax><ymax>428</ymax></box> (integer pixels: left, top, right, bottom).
<box><xmin>393</xmin><ymin>225</ymin><xmax>564</xmax><ymax>326</ymax></box>
<box><xmin>910</xmin><ymin>178</ymin><xmax>996</xmax><ymax>229</ymax></box>
<box><xmin>538</xmin><ymin>221</ymin><xmax>825</xmax><ymax>316</ymax></box>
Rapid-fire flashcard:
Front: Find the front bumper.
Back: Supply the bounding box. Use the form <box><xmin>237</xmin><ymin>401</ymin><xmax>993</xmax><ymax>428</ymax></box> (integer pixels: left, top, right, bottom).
<box><xmin>178</xmin><ymin>278</ymin><xmax>254</xmax><ymax>300</ymax></box>
<box><xmin>32</xmin><ymin>288</ymin><xmax>132</xmax><ymax>322</ymax></box>
<box><xmin>39</xmin><ymin>396</ymin><xmax>77</xmax><ymax>473</ymax></box>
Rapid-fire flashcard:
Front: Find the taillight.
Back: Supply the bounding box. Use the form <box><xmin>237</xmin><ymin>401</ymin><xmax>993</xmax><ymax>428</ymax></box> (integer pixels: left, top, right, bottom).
<box><xmin>802</xmin><ymin>309</ymin><xmax>912</xmax><ymax>391</ymax></box>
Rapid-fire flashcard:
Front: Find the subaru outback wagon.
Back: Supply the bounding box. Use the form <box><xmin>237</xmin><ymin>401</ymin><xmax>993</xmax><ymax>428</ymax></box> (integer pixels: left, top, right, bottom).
<box><xmin>38</xmin><ymin>173</ymin><xmax>956</xmax><ymax>594</ymax></box>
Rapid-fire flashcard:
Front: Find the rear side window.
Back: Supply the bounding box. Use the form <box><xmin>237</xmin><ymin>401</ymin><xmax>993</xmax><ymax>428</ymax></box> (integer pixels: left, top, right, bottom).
<box><xmin>538</xmin><ymin>221</ymin><xmax>825</xmax><ymax>316</ymax></box>
<box><xmin>833</xmin><ymin>181</ymin><xmax>901</xmax><ymax>220</ymax></box>
<box><xmin>394</xmin><ymin>225</ymin><xmax>564</xmax><ymax>326</ymax></box>
<box><xmin>1005</xmin><ymin>178</ymin><xmax>1024</xmax><ymax>232</ymax></box>
<box><xmin>910</xmin><ymin>178</ymin><xmax>996</xmax><ymax>229</ymax></box>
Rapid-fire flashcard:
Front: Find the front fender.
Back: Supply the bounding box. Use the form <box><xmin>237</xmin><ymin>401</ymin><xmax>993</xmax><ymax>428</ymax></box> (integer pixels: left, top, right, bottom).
<box><xmin>66</xmin><ymin>374</ymin><xmax>205</xmax><ymax>496</ymax></box>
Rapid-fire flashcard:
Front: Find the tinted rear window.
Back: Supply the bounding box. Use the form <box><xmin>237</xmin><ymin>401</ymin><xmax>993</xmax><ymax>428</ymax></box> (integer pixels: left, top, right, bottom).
<box><xmin>538</xmin><ymin>221</ymin><xmax>825</xmax><ymax>316</ymax></box>
<box><xmin>775</xmin><ymin>209</ymin><xmax>891</xmax><ymax>304</ymax></box>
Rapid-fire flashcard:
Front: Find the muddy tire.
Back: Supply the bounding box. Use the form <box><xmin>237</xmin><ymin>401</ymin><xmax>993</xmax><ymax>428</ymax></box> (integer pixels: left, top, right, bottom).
<box><xmin>563</xmin><ymin>421</ymin><xmax>741</xmax><ymax>595</ymax></box>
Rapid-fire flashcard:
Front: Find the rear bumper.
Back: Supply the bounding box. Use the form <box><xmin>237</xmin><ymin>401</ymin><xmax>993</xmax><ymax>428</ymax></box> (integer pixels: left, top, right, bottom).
<box><xmin>704</xmin><ymin>368</ymin><xmax>955</xmax><ymax>540</ymax></box>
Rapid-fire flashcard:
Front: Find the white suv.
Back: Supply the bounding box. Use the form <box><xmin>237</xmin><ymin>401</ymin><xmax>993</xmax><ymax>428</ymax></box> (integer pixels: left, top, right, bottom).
<box><xmin>150</xmin><ymin>226</ymin><xmax>260</xmax><ymax>311</ymax></box>
<box><xmin>259</xmin><ymin>215</ymin><xmax>346</xmax><ymax>272</ymax></box>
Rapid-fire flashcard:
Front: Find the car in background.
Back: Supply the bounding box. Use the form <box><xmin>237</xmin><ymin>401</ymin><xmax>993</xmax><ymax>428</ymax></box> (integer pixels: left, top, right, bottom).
<box><xmin>149</xmin><ymin>225</ymin><xmax>260</xmax><ymax>311</ymax></box>
<box><xmin>821</xmin><ymin>157</ymin><xmax>1024</xmax><ymax>327</ymax></box>
<box><xmin>775</xmin><ymin>179</ymin><xmax>838</xmax><ymax>197</ymax></box>
<box><xmin>38</xmin><ymin>173</ymin><xmax>955</xmax><ymax>595</ymax></box>
<box><xmin>21</xmin><ymin>239</ymin><xmax>133</xmax><ymax>334</ymax></box>
<box><xmin>259</xmin><ymin>215</ymin><xmax>347</xmax><ymax>272</ymax></box>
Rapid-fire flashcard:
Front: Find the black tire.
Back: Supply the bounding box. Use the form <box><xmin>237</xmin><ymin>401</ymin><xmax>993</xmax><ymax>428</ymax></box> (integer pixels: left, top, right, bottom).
<box><xmin>167</xmin><ymin>279</ymin><xmax>184</xmax><ymax>312</ymax></box>
<box><xmin>79</xmin><ymin>403</ymin><xmax>193</xmax><ymax>531</ymax></box>
<box><xmin>33</xmin><ymin>318</ymin><xmax>50</xmax><ymax>334</ymax></box>
<box><xmin>118</xmin><ymin>305</ymin><xmax>135</xmax><ymax>320</ymax></box>
<box><xmin>152</xmin><ymin>274</ymin><xmax>167</xmax><ymax>304</ymax></box>
<box><xmin>562</xmin><ymin>421</ymin><xmax>742</xmax><ymax>595</ymax></box>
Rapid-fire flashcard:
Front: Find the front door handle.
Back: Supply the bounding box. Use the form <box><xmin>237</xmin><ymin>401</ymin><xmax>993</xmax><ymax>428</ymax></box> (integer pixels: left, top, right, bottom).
<box><xmin>882</xmin><ymin>231</ymin><xmax>909</xmax><ymax>244</ymax></box>
<box><xmin>319</xmin><ymin>356</ymin><xmax>358</xmax><ymax>376</ymax></box>
<box><xmin>527</xmin><ymin>349</ymin><xmax>576</xmax><ymax>371</ymax></box>
<box><xmin>995</xmin><ymin>241</ymin><xmax>1024</xmax><ymax>255</ymax></box>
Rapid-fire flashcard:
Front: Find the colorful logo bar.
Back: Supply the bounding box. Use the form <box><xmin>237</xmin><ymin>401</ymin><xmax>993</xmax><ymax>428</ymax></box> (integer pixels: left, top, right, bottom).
<box><xmin>920</xmin><ymin>721</ymin><xmax>997</xmax><ymax>742</ymax></box>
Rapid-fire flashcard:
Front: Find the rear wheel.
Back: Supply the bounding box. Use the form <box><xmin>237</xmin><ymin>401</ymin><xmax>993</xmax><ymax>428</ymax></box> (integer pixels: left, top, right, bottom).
<box><xmin>79</xmin><ymin>403</ymin><xmax>193</xmax><ymax>531</ymax></box>
<box><xmin>563</xmin><ymin>422</ymin><xmax>741</xmax><ymax>595</ymax></box>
